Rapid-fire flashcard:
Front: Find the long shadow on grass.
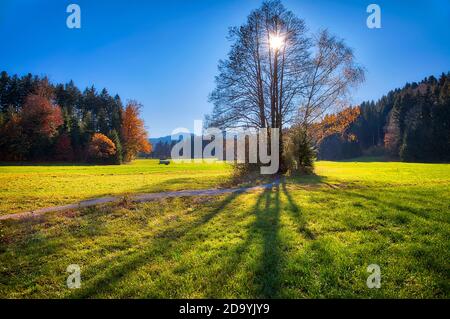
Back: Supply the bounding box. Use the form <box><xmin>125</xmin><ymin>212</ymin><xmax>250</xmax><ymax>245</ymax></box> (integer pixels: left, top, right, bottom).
<box><xmin>133</xmin><ymin>177</ymin><xmax>205</xmax><ymax>193</ymax></box>
<box><xmin>251</xmin><ymin>183</ymin><xmax>282</xmax><ymax>298</ymax></box>
<box><xmin>281</xmin><ymin>182</ymin><xmax>316</xmax><ymax>240</ymax></box>
<box><xmin>69</xmin><ymin>191</ymin><xmax>241</xmax><ymax>298</ymax></box>
<box><xmin>131</xmin><ymin>185</ymin><xmax>283</xmax><ymax>298</ymax></box>
<box><xmin>286</xmin><ymin>174</ymin><xmax>327</xmax><ymax>186</ymax></box>
<box><xmin>198</xmin><ymin>185</ymin><xmax>283</xmax><ymax>298</ymax></box>
<box><xmin>338</xmin><ymin>188</ymin><xmax>446</xmax><ymax>224</ymax></box>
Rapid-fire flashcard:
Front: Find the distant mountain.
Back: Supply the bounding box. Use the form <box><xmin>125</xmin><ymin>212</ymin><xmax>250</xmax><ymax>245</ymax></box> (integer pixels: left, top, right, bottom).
<box><xmin>148</xmin><ymin>133</ymin><xmax>197</xmax><ymax>159</ymax></box>
<box><xmin>149</xmin><ymin>135</ymin><xmax>173</xmax><ymax>145</ymax></box>
<box><xmin>149</xmin><ymin>133</ymin><xmax>195</xmax><ymax>146</ymax></box>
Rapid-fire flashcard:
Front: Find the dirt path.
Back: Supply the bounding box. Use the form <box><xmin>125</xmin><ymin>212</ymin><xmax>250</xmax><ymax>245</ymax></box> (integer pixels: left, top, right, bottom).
<box><xmin>0</xmin><ymin>181</ymin><xmax>278</xmax><ymax>221</ymax></box>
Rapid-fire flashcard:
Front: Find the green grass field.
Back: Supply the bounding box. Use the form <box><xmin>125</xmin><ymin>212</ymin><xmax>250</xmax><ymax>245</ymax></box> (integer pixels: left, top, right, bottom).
<box><xmin>0</xmin><ymin>160</ymin><xmax>232</xmax><ymax>215</ymax></box>
<box><xmin>0</xmin><ymin>160</ymin><xmax>449</xmax><ymax>298</ymax></box>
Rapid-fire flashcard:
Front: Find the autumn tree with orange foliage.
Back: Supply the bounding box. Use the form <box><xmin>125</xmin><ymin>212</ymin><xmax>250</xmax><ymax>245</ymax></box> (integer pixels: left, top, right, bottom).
<box><xmin>310</xmin><ymin>106</ymin><xmax>361</xmax><ymax>145</ymax></box>
<box><xmin>121</xmin><ymin>101</ymin><xmax>151</xmax><ymax>162</ymax></box>
<box><xmin>87</xmin><ymin>133</ymin><xmax>116</xmax><ymax>163</ymax></box>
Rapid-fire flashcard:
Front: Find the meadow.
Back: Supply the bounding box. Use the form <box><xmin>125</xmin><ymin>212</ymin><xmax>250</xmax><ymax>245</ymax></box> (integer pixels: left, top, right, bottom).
<box><xmin>0</xmin><ymin>160</ymin><xmax>449</xmax><ymax>298</ymax></box>
<box><xmin>0</xmin><ymin>160</ymin><xmax>232</xmax><ymax>215</ymax></box>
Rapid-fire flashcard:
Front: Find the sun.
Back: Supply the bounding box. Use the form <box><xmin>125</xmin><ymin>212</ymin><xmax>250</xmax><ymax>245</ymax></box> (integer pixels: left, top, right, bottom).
<box><xmin>269</xmin><ymin>34</ymin><xmax>284</xmax><ymax>50</ymax></box>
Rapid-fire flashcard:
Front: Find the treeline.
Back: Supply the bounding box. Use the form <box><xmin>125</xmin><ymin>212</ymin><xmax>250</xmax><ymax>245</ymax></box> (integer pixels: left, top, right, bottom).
<box><xmin>318</xmin><ymin>72</ymin><xmax>450</xmax><ymax>162</ymax></box>
<box><xmin>0</xmin><ymin>71</ymin><xmax>151</xmax><ymax>163</ymax></box>
<box><xmin>150</xmin><ymin>141</ymin><xmax>176</xmax><ymax>159</ymax></box>
<box><xmin>149</xmin><ymin>136</ymin><xmax>212</xmax><ymax>160</ymax></box>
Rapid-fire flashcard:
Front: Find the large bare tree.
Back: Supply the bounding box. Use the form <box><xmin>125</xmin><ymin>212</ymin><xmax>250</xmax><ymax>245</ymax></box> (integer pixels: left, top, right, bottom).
<box><xmin>208</xmin><ymin>0</ymin><xmax>364</xmax><ymax>173</ymax></box>
<box><xmin>300</xmin><ymin>29</ymin><xmax>365</xmax><ymax>134</ymax></box>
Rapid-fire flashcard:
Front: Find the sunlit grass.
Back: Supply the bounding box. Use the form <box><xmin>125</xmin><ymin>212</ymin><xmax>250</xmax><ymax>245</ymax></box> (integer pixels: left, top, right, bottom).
<box><xmin>0</xmin><ymin>159</ymin><xmax>232</xmax><ymax>215</ymax></box>
<box><xmin>0</xmin><ymin>160</ymin><xmax>448</xmax><ymax>298</ymax></box>
<box><xmin>314</xmin><ymin>160</ymin><xmax>450</xmax><ymax>186</ymax></box>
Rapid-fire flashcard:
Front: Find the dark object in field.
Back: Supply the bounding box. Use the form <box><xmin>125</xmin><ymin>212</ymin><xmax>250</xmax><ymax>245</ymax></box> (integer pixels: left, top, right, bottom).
<box><xmin>159</xmin><ymin>160</ymin><xmax>170</xmax><ymax>165</ymax></box>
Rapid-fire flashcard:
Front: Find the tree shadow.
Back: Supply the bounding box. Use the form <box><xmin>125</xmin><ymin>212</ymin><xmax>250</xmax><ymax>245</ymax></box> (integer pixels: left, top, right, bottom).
<box><xmin>132</xmin><ymin>177</ymin><xmax>201</xmax><ymax>194</ymax></box>
<box><xmin>134</xmin><ymin>184</ymin><xmax>284</xmax><ymax>298</ymax></box>
<box><xmin>281</xmin><ymin>182</ymin><xmax>316</xmax><ymax>240</ymax></box>
<box><xmin>141</xmin><ymin>184</ymin><xmax>283</xmax><ymax>298</ymax></box>
<box><xmin>203</xmin><ymin>181</ymin><xmax>319</xmax><ymax>298</ymax></box>
<box><xmin>250</xmin><ymin>183</ymin><xmax>282</xmax><ymax>298</ymax></box>
<box><xmin>211</xmin><ymin>184</ymin><xmax>283</xmax><ymax>298</ymax></box>
<box><xmin>339</xmin><ymin>188</ymin><xmax>444</xmax><ymax>224</ymax></box>
<box><xmin>285</xmin><ymin>174</ymin><xmax>327</xmax><ymax>186</ymax></box>
<box><xmin>68</xmin><ymin>191</ymin><xmax>241</xmax><ymax>298</ymax></box>
<box><xmin>59</xmin><ymin>175</ymin><xmax>228</xmax><ymax>209</ymax></box>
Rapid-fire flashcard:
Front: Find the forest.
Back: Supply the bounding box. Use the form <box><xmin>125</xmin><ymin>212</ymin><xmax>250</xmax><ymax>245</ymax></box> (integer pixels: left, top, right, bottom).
<box><xmin>0</xmin><ymin>71</ymin><xmax>151</xmax><ymax>163</ymax></box>
<box><xmin>318</xmin><ymin>72</ymin><xmax>450</xmax><ymax>162</ymax></box>
<box><xmin>150</xmin><ymin>73</ymin><xmax>450</xmax><ymax>164</ymax></box>
<box><xmin>2</xmin><ymin>70</ymin><xmax>449</xmax><ymax>165</ymax></box>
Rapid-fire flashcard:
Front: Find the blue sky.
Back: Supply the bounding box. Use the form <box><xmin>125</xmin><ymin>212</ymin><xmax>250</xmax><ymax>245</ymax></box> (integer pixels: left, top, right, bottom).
<box><xmin>0</xmin><ymin>0</ymin><xmax>449</xmax><ymax>137</ymax></box>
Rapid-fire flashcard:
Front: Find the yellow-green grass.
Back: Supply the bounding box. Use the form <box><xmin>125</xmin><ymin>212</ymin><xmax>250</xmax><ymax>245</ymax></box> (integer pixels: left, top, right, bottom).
<box><xmin>315</xmin><ymin>160</ymin><xmax>450</xmax><ymax>187</ymax></box>
<box><xmin>0</xmin><ymin>160</ymin><xmax>232</xmax><ymax>215</ymax></box>
<box><xmin>0</xmin><ymin>161</ymin><xmax>449</xmax><ymax>298</ymax></box>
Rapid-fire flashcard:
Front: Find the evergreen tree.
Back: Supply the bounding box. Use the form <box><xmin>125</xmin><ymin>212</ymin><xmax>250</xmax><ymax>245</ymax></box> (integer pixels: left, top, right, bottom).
<box><xmin>109</xmin><ymin>129</ymin><xmax>123</xmax><ymax>164</ymax></box>
<box><xmin>318</xmin><ymin>72</ymin><xmax>450</xmax><ymax>162</ymax></box>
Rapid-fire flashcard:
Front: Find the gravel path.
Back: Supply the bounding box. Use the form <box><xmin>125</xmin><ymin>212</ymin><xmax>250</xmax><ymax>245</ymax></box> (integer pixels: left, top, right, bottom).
<box><xmin>0</xmin><ymin>181</ymin><xmax>278</xmax><ymax>221</ymax></box>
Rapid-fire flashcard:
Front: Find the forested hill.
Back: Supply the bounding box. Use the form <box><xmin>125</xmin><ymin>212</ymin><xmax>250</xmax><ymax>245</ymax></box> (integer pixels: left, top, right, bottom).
<box><xmin>0</xmin><ymin>71</ymin><xmax>150</xmax><ymax>163</ymax></box>
<box><xmin>318</xmin><ymin>72</ymin><xmax>450</xmax><ymax>162</ymax></box>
